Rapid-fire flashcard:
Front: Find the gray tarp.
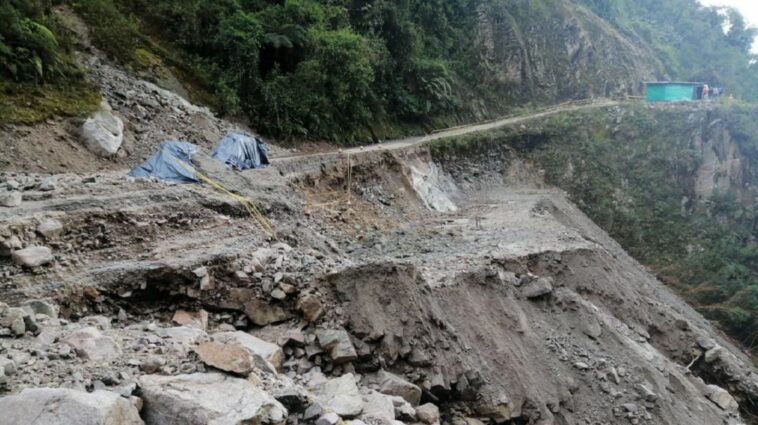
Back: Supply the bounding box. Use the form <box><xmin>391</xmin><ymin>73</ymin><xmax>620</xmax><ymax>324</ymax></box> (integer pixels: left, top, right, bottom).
<box><xmin>129</xmin><ymin>141</ymin><xmax>199</xmax><ymax>183</ymax></box>
<box><xmin>211</xmin><ymin>132</ymin><xmax>269</xmax><ymax>170</ymax></box>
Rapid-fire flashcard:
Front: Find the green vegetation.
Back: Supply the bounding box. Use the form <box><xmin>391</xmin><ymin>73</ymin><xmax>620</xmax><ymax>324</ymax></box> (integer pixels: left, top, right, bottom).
<box><xmin>3</xmin><ymin>0</ymin><xmax>756</xmax><ymax>139</ymax></box>
<box><xmin>0</xmin><ymin>1</ymin><xmax>99</xmax><ymax>124</ymax></box>
<box><xmin>432</xmin><ymin>104</ymin><xmax>758</xmax><ymax>349</ymax></box>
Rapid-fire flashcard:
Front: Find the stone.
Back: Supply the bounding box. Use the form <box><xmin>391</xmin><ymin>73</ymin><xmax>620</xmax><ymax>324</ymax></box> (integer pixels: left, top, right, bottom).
<box><xmin>0</xmin><ymin>236</ymin><xmax>22</xmax><ymax>256</ymax></box>
<box><xmin>36</xmin><ymin>219</ymin><xmax>64</xmax><ymax>239</ymax></box>
<box><xmin>21</xmin><ymin>300</ymin><xmax>57</xmax><ymax>319</ymax></box>
<box><xmin>361</xmin><ymin>390</ymin><xmax>396</xmax><ymax>424</ymax></box>
<box><xmin>213</xmin><ymin>331</ymin><xmax>284</xmax><ymax>371</ymax></box>
<box><xmin>62</xmin><ymin>327</ymin><xmax>121</xmax><ymax>362</ymax></box>
<box><xmin>0</xmin><ymin>388</ymin><xmax>143</xmax><ymax>425</ymax></box>
<box><xmin>154</xmin><ymin>326</ymin><xmax>208</xmax><ymax>345</ymax></box>
<box><xmin>391</xmin><ymin>396</ymin><xmax>416</xmax><ymax>422</ymax></box>
<box><xmin>317</xmin><ymin>412</ymin><xmax>341</xmax><ymax>425</ymax></box>
<box><xmin>172</xmin><ymin>310</ymin><xmax>208</xmax><ymax>330</ymax></box>
<box><xmin>11</xmin><ymin>246</ymin><xmax>53</xmax><ymax>267</ymax></box>
<box><xmin>140</xmin><ymin>355</ymin><xmax>166</xmax><ymax>374</ymax></box>
<box><xmin>637</xmin><ymin>384</ymin><xmax>657</xmax><ymax>402</ymax></box>
<box><xmin>312</xmin><ymin>373</ymin><xmax>364</xmax><ymax>418</ymax></box>
<box><xmin>194</xmin><ymin>341</ymin><xmax>256</xmax><ymax>375</ymax></box>
<box><xmin>0</xmin><ymin>357</ymin><xmax>16</xmax><ymax>376</ymax></box>
<box><xmin>244</xmin><ymin>299</ymin><xmax>292</xmax><ymax>326</ymax></box>
<box><xmin>39</xmin><ymin>177</ymin><xmax>56</xmax><ymax>191</ymax></box>
<box><xmin>80</xmin><ymin>105</ymin><xmax>124</xmax><ymax>157</ymax></box>
<box><xmin>297</xmin><ymin>294</ymin><xmax>324</xmax><ymax>322</ymax></box>
<box><xmin>376</xmin><ymin>370</ymin><xmax>422</xmax><ymax>406</ymax></box>
<box><xmin>704</xmin><ymin>345</ymin><xmax>724</xmax><ymax>363</ymax></box>
<box><xmin>316</xmin><ymin>329</ymin><xmax>358</xmax><ymax>364</ymax></box>
<box><xmin>415</xmin><ymin>403</ymin><xmax>440</xmax><ymax>424</ymax></box>
<box><xmin>0</xmin><ymin>307</ymin><xmax>26</xmax><ymax>336</ymax></box>
<box><xmin>0</xmin><ymin>191</ymin><xmax>21</xmax><ymax>208</ymax></box>
<box><xmin>139</xmin><ymin>373</ymin><xmax>287</xmax><ymax>425</ymax></box>
<box><xmin>278</xmin><ymin>329</ymin><xmax>306</xmax><ymax>347</ymax></box>
<box><xmin>521</xmin><ymin>277</ymin><xmax>553</xmax><ymax>299</ymax></box>
<box><xmin>705</xmin><ymin>384</ymin><xmax>739</xmax><ymax>411</ymax></box>
<box><xmin>271</xmin><ymin>289</ymin><xmax>287</xmax><ymax>300</ymax></box>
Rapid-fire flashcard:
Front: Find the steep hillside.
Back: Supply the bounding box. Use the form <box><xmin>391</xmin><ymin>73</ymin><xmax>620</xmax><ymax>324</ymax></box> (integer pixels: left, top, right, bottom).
<box><xmin>432</xmin><ymin>102</ymin><xmax>758</xmax><ymax>352</ymax></box>
<box><xmin>3</xmin><ymin>0</ymin><xmax>755</xmax><ymax>143</ymax></box>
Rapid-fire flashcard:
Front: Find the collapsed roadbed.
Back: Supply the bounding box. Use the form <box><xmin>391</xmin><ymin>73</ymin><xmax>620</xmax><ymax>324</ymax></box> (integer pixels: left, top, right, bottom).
<box><xmin>1</xmin><ymin>136</ymin><xmax>756</xmax><ymax>425</ymax></box>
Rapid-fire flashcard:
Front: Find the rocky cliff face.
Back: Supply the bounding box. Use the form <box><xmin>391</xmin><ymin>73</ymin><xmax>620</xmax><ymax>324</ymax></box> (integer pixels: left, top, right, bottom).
<box><xmin>473</xmin><ymin>0</ymin><xmax>662</xmax><ymax>108</ymax></box>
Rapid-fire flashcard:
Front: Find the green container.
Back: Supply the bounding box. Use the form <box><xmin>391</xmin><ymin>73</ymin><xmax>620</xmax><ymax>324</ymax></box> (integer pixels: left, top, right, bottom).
<box><xmin>645</xmin><ymin>82</ymin><xmax>703</xmax><ymax>102</ymax></box>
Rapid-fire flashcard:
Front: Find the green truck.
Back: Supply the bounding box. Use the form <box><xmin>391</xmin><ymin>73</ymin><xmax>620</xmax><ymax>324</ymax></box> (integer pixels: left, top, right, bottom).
<box><xmin>645</xmin><ymin>82</ymin><xmax>706</xmax><ymax>102</ymax></box>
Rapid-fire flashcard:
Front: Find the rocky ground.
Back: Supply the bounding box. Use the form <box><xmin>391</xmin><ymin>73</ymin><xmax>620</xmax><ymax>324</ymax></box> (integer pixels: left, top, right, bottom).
<box><xmin>1</xmin><ymin>12</ymin><xmax>758</xmax><ymax>424</ymax></box>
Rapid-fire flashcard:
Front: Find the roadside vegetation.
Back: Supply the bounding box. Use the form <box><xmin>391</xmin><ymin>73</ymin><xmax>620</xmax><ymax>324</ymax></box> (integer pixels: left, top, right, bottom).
<box><xmin>3</xmin><ymin>0</ymin><xmax>756</xmax><ymax>142</ymax></box>
<box><xmin>0</xmin><ymin>1</ymin><xmax>99</xmax><ymax>124</ymax></box>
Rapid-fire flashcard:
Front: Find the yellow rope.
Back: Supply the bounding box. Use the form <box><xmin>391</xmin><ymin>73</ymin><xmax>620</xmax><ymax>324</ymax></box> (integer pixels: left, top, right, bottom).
<box><xmin>177</xmin><ymin>161</ymin><xmax>277</xmax><ymax>239</ymax></box>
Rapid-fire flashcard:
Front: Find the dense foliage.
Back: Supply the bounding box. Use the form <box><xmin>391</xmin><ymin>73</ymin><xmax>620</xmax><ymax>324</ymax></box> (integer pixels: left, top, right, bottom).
<box><xmin>62</xmin><ymin>0</ymin><xmax>756</xmax><ymax>142</ymax></box>
<box><xmin>0</xmin><ymin>1</ymin><xmax>99</xmax><ymax>124</ymax></box>
<box><xmin>433</xmin><ymin>104</ymin><xmax>758</xmax><ymax>349</ymax></box>
<box><xmin>3</xmin><ymin>0</ymin><xmax>757</xmax><ymax>138</ymax></box>
<box><xmin>578</xmin><ymin>0</ymin><xmax>758</xmax><ymax>100</ymax></box>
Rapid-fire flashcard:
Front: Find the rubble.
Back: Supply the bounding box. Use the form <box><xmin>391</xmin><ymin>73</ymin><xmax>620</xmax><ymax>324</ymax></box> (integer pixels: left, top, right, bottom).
<box><xmin>61</xmin><ymin>327</ymin><xmax>121</xmax><ymax>362</ymax></box>
<box><xmin>0</xmin><ymin>191</ymin><xmax>21</xmax><ymax>208</ymax></box>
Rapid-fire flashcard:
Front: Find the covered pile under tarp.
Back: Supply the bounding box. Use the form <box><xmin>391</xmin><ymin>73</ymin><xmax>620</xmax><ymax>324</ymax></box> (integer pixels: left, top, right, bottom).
<box><xmin>129</xmin><ymin>141</ymin><xmax>199</xmax><ymax>183</ymax></box>
<box><xmin>211</xmin><ymin>132</ymin><xmax>269</xmax><ymax>170</ymax></box>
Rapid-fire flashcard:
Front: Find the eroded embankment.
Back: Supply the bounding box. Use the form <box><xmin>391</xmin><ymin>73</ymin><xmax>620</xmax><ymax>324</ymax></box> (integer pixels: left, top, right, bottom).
<box><xmin>0</xmin><ymin>108</ymin><xmax>756</xmax><ymax>425</ymax></box>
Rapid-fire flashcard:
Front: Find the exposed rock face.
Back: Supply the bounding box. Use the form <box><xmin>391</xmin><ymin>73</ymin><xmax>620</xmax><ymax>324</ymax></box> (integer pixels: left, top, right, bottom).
<box><xmin>705</xmin><ymin>384</ymin><xmax>739</xmax><ymax>412</ymax></box>
<box><xmin>80</xmin><ymin>102</ymin><xmax>124</xmax><ymax>157</ymax></box>
<box><xmin>139</xmin><ymin>373</ymin><xmax>287</xmax><ymax>425</ymax></box>
<box><xmin>0</xmin><ymin>388</ymin><xmax>143</xmax><ymax>425</ymax></box>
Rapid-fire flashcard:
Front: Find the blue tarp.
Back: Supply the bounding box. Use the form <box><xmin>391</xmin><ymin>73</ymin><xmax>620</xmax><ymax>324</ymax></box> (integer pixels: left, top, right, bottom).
<box><xmin>129</xmin><ymin>141</ymin><xmax>199</xmax><ymax>183</ymax></box>
<box><xmin>211</xmin><ymin>132</ymin><xmax>269</xmax><ymax>170</ymax></box>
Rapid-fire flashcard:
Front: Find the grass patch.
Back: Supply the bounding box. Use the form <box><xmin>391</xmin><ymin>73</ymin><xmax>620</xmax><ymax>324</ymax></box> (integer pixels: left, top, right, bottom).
<box><xmin>0</xmin><ymin>80</ymin><xmax>101</xmax><ymax>125</ymax></box>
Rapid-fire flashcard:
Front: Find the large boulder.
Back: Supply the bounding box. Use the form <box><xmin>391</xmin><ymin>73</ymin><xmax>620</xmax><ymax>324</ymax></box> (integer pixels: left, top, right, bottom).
<box><xmin>311</xmin><ymin>373</ymin><xmax>364</xmax><ymax>418</ymax></box>
<box><xmin>81</xmin><ymin>103</ymin><xmax>124</xmax><ymax>157</ymax></box>
<box><xmin>139</xmin><ymin>373</ymin><xmax>287</xmax><ymax>425</ymax></box>
<box><xmin>375</xmin><ymin>370</ymin><xmax>422</xmax><ymax>406</ymax></box>
<box><xmin>62</xmin><ymin>327</ymin><xmax>121</xmax><ymax>362</ymax></box>
<box><xmin>361</xmin><ymin>391</ymin><xmax>396</xmax><ymax>425</ymax></box>
<box><xmin>212</xmin><ymin>331</ymin><xmax>284</xmax><ymax>371</ymax></box>
<box><xmin>11</xmin><ymin>246</ymin><xmax>53</xmax><ymax>268</ymax></box>
<box><xmin>194</xmin><ymin>341</ymin><xmax>257</xmax><ymax>375</ymax></box>
<box><xmin>0</xmin><ymin>388</ymin><xmax>143</xmax><ymax>425</ymax></box>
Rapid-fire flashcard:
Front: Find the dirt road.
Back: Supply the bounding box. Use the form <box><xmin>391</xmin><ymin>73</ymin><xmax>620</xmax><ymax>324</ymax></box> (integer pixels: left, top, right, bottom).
<box><xmin>272</xmin><ymin>99</ymin><xmax>621</xmax><ymax>162</ymax></box>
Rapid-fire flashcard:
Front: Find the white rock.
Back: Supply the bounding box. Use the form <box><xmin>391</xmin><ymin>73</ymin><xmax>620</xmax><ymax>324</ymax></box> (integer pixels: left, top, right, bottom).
<box><xmin>36</xmin><ymin>219</ymin><xmax>64</xmax><ymax>239</ymax></box>
<box><xmin>139</xmin><ymin>373</ymin><xmax>287</xmax><ymax>425</ymax></box>
<box><xmin>361</xmin><ymin>391</ymin><xmax>395</xmax><ymax>424</ymax></box>
<box><xmin>705</xmin><ymin>384</ymin><xmax>739</xmax><ymax>411</ymax></box>
<box><xmin>154</xmin><ymin>326</ymin><xmax>208</xmax><ymax>345</ymax></box>
<box><xmin>0</xmin><ymin>191</ymin><xmax>21</xmax><ymax>208</ymax></box>
<box><xmin>62</xmin><ymin>327</ymin><xmax>121</xmax><ymax>362</ymax></box>
<box><xmin>312</xmin><ymin>373</ymin><xmax>364</xmax><ymax>418</ymax></box>
<box><xmin>0</xmin><ymin>388</ymin><xmax>143</xmax><ymax>425</ymax></box>
<box><xmin>81</xmin><ymin>104</ymin><xmax>124</xmax><ymax>157</ymax></box>
<box><xmin>11</xmin><ymin>246</ymin><xmax>53</xmax><ymax>267</ymax></box>
<box><xmin>415</xmin><ymin>403</ymin><xmax>440</xmax><ymax>424</ymax></box>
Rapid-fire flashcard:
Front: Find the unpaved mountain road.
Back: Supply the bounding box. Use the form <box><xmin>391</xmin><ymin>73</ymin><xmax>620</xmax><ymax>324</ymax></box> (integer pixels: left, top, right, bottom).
<box><xmin>271</xmin><ymin>99</ymin><xmax>622</xmax><ymax>162</ymax></box>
